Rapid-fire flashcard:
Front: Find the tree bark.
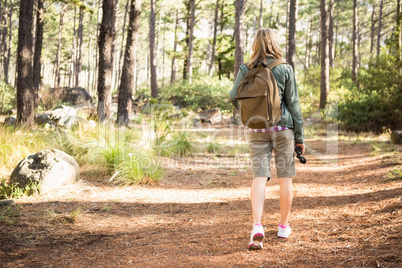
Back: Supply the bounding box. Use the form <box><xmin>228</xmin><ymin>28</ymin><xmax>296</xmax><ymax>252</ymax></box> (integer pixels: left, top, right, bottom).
<box><xmin>398</xmin><ymin>0</ymin><xmax>401</xmax><ymax>61</ymax></box>
<box><xmin>287</xmin><ymin>0</ymin><xmax>298</xmax><ymax>71</ymax></box>
<box><xmin>117</xmin><ymin>0</ymin><xmax>141</xmax><ymax>125</ymax></box>
<box><xmin>183</xmin><ymin>2</ymin><xmax>189</xmax><ymax>80</ymax></box>
<box><xmin>75</xmin><ymin>7</ymin><xmax>84</xmax><ymax>87</ymax></box>
<box><xmin>319</xmin><ymin>0</ymin><xmax>329</xmax><ymax>110</ymax></box>
<box><xmin>328</xmin><ymin>0</ymin><xmax>334</xmax><ymax>67</ymax></box>
<box><xmin>5</xmin><ymin>0</ymin><xmax>12</xmax><ymax>84</ymax></box>
<box><xmin>370</xmin><ymin>5</ymin><xmax>376</xmax><ymax>54</ymax></box>
<box><xmin>93</xmin><ymin>2</ymin><xmax>101</xmax><ymax>93</ymax></box>
<box><xmin>33</xmin><ymin>0</ymin><xmax>44</xmax><ymax>97</ymax></box>
<box><xmin>234</xmin><ymin>0</ymin><xmax>244</xmax><ymax>79</ymax></box>
<box><xmin>377</xmin><ymin>0</ymin><xmax>383</xmax><ymax>56</ymax></box>
<box><xmin>54</xmin><ymin>5</ymin><xmax>66</xmax><ymax>88</ymax></box>
<box><xmin>170</xmin><ymin>8</ymin><xmax>179</xmax><ymax>84</ymax></box>
<box><xmin>208</xmin><ymin>0</ymin><xmax>219</xmax><ymax>76</ymax></box>
<box><xmin>352</xmin><ymin>0</ymin><xmax>358</xmax><ymax>83</ymax></box>
<box><xmin>186</xmin><ymin>0</ymin><xmax>195</xmax><ymax>83</ymax></box>
<box><xmin>286</xmin><ymin>0</ymin><xmax>290</xmax><ymax>56</ymax></box>
<box><xmin>149</xmin><ymin>0</ymin><xmax>158</xmax><ymax>98</ymax></box>
<box><xmin>97</xmin><ymin>0</ymin><xmax>116</xmax><ymax>121</ymax></box>
<box><xmin>0</xmin><ymin>0</ymin><xmax>5</xmax><ymax>76</ymax></box>
<box><xmin>117</xmin><ymin>0</ymin><xmax>130</xmax><ymax>89</ymax></box>
<box><xmin>258</xmin><ymin>0</ymin><xmax>263</xmax><ymax>28</ymax></box>
<box><xmin>16</xmin><ymin>0</ymin><xmax>35</xmax><ymax>126</ymax></box>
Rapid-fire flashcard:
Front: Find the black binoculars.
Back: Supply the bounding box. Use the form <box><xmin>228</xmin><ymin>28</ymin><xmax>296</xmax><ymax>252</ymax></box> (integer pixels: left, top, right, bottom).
<box><xmin>295</xmin><ymin>146</ymin><xmax>306</xmax><ymax>164</ymax></box>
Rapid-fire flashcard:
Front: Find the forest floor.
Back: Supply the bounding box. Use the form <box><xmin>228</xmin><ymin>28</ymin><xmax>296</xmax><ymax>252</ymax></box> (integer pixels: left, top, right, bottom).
<box><xmin>0</xmin><ymin>128</ymin><xmax>401</xmax><ymax>267</ymax></box>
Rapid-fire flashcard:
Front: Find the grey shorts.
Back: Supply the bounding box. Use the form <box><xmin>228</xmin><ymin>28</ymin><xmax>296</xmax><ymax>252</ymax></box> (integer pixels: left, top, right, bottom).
<box><xmin>248</xmin><ymin>129</ymin><xmax>296</xmax><ymax>179</ymax></box>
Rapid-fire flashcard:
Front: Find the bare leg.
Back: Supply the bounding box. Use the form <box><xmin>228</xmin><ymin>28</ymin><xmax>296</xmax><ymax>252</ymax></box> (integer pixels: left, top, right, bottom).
<box><xmin>251</xmin><ymin>177</ymin><xmax>268</xmax><ymax>224</ymax></box>
<box><xmin>278</xmin><ymin>177</ymin><xmax>293</xmax><ymax>226</ymax></box>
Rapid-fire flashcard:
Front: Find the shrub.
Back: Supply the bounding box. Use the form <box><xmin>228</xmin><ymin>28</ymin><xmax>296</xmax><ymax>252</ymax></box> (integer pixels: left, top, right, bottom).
<box><xmin>338</xmin><ymin>53</ymin><xmax>402</xmax><ymax>132</ymax></box>
<box><xmin>159</xmin><ymin>76</ymin><xmax>233</xmax><ymax>112</ymax></box>
<box><xmin>155</xmin><ymin>131</ymin><xmax>195</xmax><ymax>158</ymax></box>
<box><xmin>0</xmin><ymin>81</ymin><xmax>15</xmax><ymax>114</ymax></box>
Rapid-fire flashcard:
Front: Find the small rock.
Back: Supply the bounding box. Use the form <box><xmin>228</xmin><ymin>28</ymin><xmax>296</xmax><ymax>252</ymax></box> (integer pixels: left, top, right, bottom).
<box><xmin>199</xmin><ymin>108</ymin><xmax>221</xmax><ymax>123</ymax></box>
<box><xmin>391</xmin><ymin>130</ymin><xmax>402</xmax><ymax>144</ymax></box>
<box><xmin>0</xmin><ymin>199</ymin><xmax>16</xmax><ymax>207</ymax></box>
<box><xmin>34</xmin><ymin>113</ymin><xmax>52</xmax><ymax>125</ymax></box>
<box><xmin>4</xmin><ymin>117</ymin><xmax>16</xmax><ymax>126</ymax></box>
<box><xmin>50</xmin><ymin>105</ymin><xmax>80</xmax><ymax>128</ymax></box>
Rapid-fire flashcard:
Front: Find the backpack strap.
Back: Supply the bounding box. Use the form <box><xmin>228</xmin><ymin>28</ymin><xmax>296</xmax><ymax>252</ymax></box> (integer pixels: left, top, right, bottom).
<box><xmin>266</xmin><ymin>59</ymin><xmax>287</xmax><ymax>70</ymax></box>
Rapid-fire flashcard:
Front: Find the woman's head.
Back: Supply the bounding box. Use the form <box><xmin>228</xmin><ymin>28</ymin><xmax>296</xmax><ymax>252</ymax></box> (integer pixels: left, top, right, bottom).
<box><xmin>247</xmin><ymin>28</ymin><xmax>282</xmax><ymax>69</ymax></box>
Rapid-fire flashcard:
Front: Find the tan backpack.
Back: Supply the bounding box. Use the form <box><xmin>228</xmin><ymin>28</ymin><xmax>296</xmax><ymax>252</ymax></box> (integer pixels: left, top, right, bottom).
<box><xmin>235</xmin><ymin>59</ymin><xmax>287</xmax><ymax>129</ymax></box>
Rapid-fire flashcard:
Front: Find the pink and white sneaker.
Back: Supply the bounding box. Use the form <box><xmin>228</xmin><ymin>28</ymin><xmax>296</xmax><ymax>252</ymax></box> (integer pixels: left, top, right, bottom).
<box><xmin>277</xmin><ymin>223</ymin><xmax>291</xmax><ymax>238</ymax></box>
<box><xmin>249</xmin><ymin>223</ymin><xmax>265</xmax><ymax>250</ymax></box>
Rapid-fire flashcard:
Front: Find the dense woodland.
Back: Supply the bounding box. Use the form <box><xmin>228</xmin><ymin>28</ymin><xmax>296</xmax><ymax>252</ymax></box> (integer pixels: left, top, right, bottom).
<box><xmin>0</xmin><ymin>0</ymin><xmax>401</xmax><ymax>131</ymax></box>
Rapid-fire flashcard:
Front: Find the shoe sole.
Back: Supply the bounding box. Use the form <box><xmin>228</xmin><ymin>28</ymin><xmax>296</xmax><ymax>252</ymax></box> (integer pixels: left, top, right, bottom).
<box><xmin>252</xmin><ymin>233</ymin><xmax>264</xmax><ymax>243</ymax></box>
<box><xmin>249</xmin><ymin>243</ymin><xmax>263</xmax><ymax>250</ymax></box>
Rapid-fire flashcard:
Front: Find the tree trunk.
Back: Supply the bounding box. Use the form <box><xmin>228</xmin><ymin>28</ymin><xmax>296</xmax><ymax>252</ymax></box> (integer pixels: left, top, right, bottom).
<box><xmin>75</xmin><ymin>7</ymin><xmax>84</xmax><ymax>87</ymax></box>
<box><xmin>117</xmin><ymin>0</ymin><xmax>141</xmax><ymax>125</ymax></box>
<box><xmin>319</xmin><ymin>0</ymin><xmax>329</xmax><ymax>110</ymax></box>
<box><xmin>187</xmin><ymin>0</ymin><xmax>195</xmax><ymax>83</ymax></box>
<box><xmin>352</xmin><ymin>0</ymin><xmax>358</xmax><ymax>83</ymax></box>
<box><xmin>97</xmin><ymin>0</ymin><xmax>116</xmax><ymax>121</ymax></box>
<box><xmin>33</xmin><ymin>0</ymin><xmax>44</xmax><ymax>96</ymax></box>
<box><xmin>398</xmin><ymin>0</ymin><xmax>401</xmax><ymax>61</ymax></box>
<box><xmin>183</xmin><ymin>5</ymin><xmax>189</xmax><ymax>80</ymax></box>
<box><xmin>149</xmin><ymin>0</ymin><xmax>158</xmax><ymax>98</ymax></box>
<box><xmin>234</xmin><ymin>0</ymin><xmax>244</xmax><ymax>78</ymax></box>
<box><xmin>328</xmin><ymin>0</ymin><xmax>334</xmax><ymax>67</ymax></box>
<box><xmin>208</xmin><ymin>0</ymin><xmax>219</xmax><ymax>76</ymax></box>
<box><xmin>377</xmin><ymin>0</ymin><xmax>383</xmax><ymax>56</ymax></box>
<box><xmin>0</xmin><ymin>0</ymin><xmax>5</xmax><ymax>76</ymax></box>
<box><xmin>93</xmin><ymin>2</ymin><xmax>101</xmax><ymax>93</ymax></box>
<box><xmin>286</xmin><ymin>0</ymin><xmax>290</xmax><ymax>56</ymax></box>
<box><xmin>308</xmin><ymin>17</ymin><xmax>313</xmax><ymax>67</ymax></box>
<box><xmin>370</xmin><ymin>5</ymin><xmax>375</xmax><ymax>54</ymax></box>
<box><xmin>54</xmin><ymin>5</ymin><xmax>66</xmax><ymax>88</ymax></box>
<box><xmin>117</xmin><ymin>0</ymin><xmax>130</xmax><ymax>88</ymax></box>
<box><xmin>170</xmin><ymin>8</ymin><xmax>179</xmax><ymax>84</ymax></box>
<box><xmin>16</xmin><ymin>0</ymin><xmax>35</xmax><ymax>126</ymax></box>
<box><xmin>218</xmin><ymin>0</ymin><xmax>224</xmax><ymax>79</ymax></box>
<box><xmin>258</xmin><ymin>0</ymin><xmax>263</xmax><ymax>28</ymax></box>
<box><xmin>5</xmin><ymin>0</ymin><xmax>12</xmax><ymax>84</ymax></box>
<box><xmin>87</xmin><ymin>11</ymin><xmax>93</xmax><ymax>92</ymax></box>
<box><xmin>69</xmin><ymin>6</ymin><xmax>77</xmax><ymax>88</ymax></box>
<box><xmin>287</xmin><ymin>0</ymin><xmax>298</xmax><ymax>71</ymax></box>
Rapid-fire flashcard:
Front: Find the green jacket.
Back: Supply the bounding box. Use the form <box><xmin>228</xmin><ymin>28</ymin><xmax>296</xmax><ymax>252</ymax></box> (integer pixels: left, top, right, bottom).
<box><xmin>230</xmin><ymin>60</ymin><xmax>305</xmax><ymax>144</ymax></box>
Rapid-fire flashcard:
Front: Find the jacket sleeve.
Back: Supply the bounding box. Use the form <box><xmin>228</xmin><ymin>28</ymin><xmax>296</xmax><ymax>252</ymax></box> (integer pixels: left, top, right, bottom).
<box><xmin>284</xmin><ymin>66</ymin><xmax>304</xmax><ymax>144</ymax></box>
<box><xmin>229</xmin><ymin>66</ymin><xmax>247</xmax><ymax>109</ymax></box>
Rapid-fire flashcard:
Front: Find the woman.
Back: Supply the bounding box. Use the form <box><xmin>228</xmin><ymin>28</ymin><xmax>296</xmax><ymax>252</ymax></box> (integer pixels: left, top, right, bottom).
<box><xmin>230</xmin><ymin>28</ymin><xmax>305</xmax><ymax>250</ymax></box>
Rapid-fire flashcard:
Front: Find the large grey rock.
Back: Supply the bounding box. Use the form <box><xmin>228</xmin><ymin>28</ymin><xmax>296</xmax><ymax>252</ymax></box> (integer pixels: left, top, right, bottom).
<box><xmin>55</xmin><ymin>87</ymin><xmax>93</xmax><ymax>106</ymax></box>
<box><xmin>50</xmin><ymin>105</ymin><xmax>80</xmax><ymax>128</ymax></box>
<box><xmin>4</xmin><ymin>117</ymin><xmax>16</xmax><ymax>126</ymax></box>
<box><xmin>391</xmin><ymin>130</ymin><xmax>402</xmax><ymax>144</ymax></box>
<box><xmin>199</xmin><ymin>108</ymin><xmax>222</xmax><ymax>123</ymax></box>
<box><xmin>10</xmin><ymin>149</ymin><xmax>80</xmax><ymax>193</ymax></box>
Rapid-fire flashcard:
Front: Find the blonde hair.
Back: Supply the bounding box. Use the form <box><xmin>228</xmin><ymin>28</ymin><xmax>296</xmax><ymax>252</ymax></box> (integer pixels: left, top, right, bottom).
<box><xmin>246</xmin><ymin>28</ymin><xmax>283</xmax><ymax>69</ymax></box>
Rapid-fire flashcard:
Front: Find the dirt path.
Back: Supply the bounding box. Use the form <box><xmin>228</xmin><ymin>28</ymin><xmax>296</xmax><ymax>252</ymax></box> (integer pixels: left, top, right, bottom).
<box><xmin>1</xmin><ymin>139</ymin><xmax>401</xmax><ymax>267</ymax></box>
